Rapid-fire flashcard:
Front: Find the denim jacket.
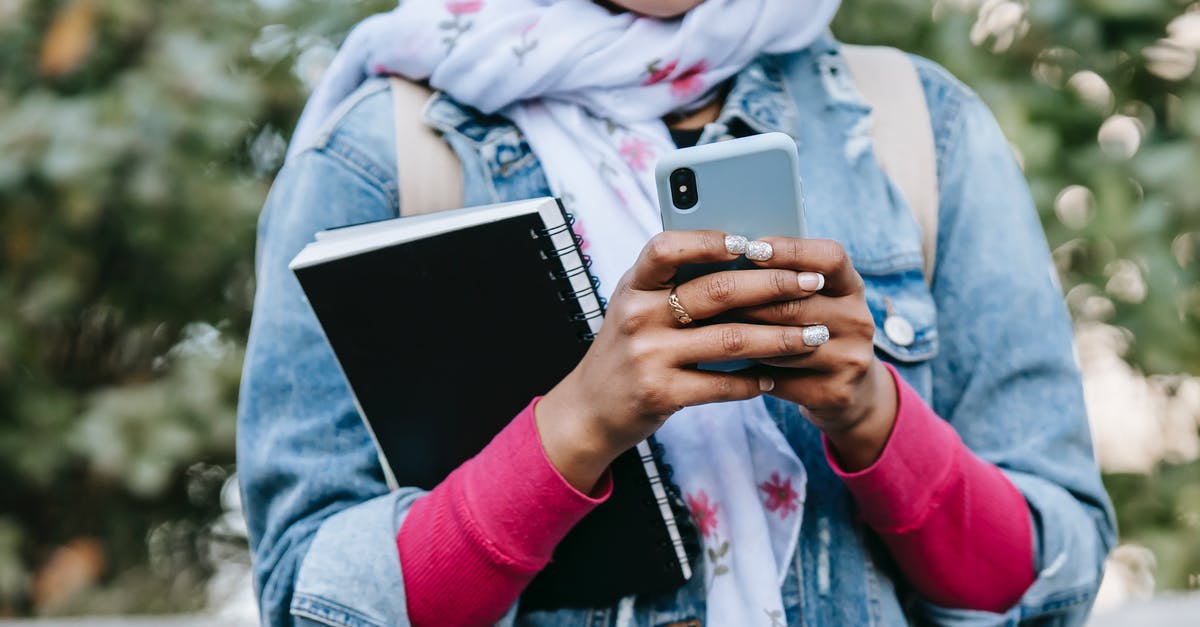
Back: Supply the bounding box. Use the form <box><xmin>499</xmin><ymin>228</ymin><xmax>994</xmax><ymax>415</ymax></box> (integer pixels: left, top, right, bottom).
<box><xmin>238</xmin><ymin>33</ymin><xmax>1117</xmax><ymax>627</ymax></box>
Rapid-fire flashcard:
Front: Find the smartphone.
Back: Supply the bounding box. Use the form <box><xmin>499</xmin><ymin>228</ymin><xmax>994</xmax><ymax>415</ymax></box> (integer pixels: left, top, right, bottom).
<box><xmin>654</xmin><ymin>131</ymin><xmax>806</xmax><ymax>372</ymax></box>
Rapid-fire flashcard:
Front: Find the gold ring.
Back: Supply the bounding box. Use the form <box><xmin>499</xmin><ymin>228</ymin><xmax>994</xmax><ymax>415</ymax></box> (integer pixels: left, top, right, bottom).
<box><xmin>667</xmin><ymin>286</ymin><xmax>694</xmax><ymax>326</ymax></box>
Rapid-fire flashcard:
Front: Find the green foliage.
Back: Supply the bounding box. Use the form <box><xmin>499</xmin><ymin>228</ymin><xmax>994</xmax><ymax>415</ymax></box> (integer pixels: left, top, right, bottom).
<box><xmin>0</xmin><ymin>0</ymin><xmax>389</xmax><ymax>615</ymax></box>
<box><xmin>0</xmin><ymin>0</ymin><xmax>1196</xmax><ymax>616</ymax></box>
<box><xmin>834</xmin><ymin>0</ymin><xmax>1200</xmax><ymax>375</ymax></box>
<box><xmin>1103</xmin><ymin>459</ymin><xmax>1200</xmax><ymax>591</ymax></box>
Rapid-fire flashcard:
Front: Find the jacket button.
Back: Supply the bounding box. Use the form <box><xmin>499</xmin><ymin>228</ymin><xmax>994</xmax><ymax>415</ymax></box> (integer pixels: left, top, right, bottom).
<box><xmin>884</xmin><ymin>315</ymin><xmax>915</xmax><ymax>347</ymax></box>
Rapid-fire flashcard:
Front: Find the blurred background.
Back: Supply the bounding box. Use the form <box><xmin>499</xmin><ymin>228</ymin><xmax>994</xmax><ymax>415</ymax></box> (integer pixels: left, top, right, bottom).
<box><xmin>0</xmin><ymin>0</ymin><xmax>1198</xmax><ymax>623</ymax></box>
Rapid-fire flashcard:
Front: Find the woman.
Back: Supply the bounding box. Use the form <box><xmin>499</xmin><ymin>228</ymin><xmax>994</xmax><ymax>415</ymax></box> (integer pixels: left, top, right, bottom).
<box><xmin>237</xmin><ymin>0</ymin><xmax>1117</xmax><ymax>625</ymax></box>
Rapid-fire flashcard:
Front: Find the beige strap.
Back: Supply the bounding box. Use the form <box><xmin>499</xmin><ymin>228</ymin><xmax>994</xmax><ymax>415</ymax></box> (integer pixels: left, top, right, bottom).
<box><xmin>389</xmin><ymin>77</ymin><xmax>464</xmax><ymax>216</ymax></box>
<box><xmin>842</xmin><ymin>45</ymin><xmax>940</xmax><ymax>282</ymax></box>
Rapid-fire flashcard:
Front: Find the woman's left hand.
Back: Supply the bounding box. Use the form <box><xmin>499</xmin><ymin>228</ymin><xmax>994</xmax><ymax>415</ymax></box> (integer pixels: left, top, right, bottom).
<box><xmin>730</xmin><ymin>237</ymin><xmax>899</xmax><ymax>471</ymax></box>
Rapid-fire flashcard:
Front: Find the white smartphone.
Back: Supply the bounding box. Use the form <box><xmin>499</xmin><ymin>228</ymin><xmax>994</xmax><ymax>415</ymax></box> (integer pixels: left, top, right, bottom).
<box><xmin>654</xmin><ymin>131</ymin><xmax>807</xmax><ymax>372</ymax></box>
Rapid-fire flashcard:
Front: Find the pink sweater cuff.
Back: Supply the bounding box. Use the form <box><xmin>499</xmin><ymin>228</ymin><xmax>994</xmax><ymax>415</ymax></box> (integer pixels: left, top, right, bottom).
<box><xmin>823</xmin><ymin>363</ymin><xmax>962</xmax><ymax>532</ymax></box>
<box><xmin>822</xmin><ymin>363</ymin><xmax>1035</xmax><ymax>612</ymax></box>
<box><xmin>460</xmin><ymin>396</ymin><xmax>612</xmax><ymax>566</ymax></box>
<box><xmin>397</xmin><ymin>397</ymin><xmax>611</xmax><ymax>626</ymax></box>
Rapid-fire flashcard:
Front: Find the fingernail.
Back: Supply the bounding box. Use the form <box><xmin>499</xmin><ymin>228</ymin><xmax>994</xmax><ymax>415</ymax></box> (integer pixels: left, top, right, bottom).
<box><xmin>802</xmin><ymin>324</ymin><xmax>830</xmax><ymax>347</ymax></box>
<box><xmin>797</xmin><ymin>272</ymin><xmax>825</xmax><ymax>291</ymax></box>
<box><xmin>725</xmin><ymin>234</ymin><xmax>749</xmax><ymax>255</ymax></box>
<box><xmin>745</xmin><ymin>240</ymin><xmax>773</xmax><ymax>261</ymax></box>
<box><xmin>758</xmin><ymin>375</ymin><xmax>775</xmax><ymax>392</ymax></box>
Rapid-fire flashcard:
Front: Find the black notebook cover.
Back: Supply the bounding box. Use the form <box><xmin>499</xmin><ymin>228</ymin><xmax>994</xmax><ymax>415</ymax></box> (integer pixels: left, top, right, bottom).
<box><xmin>289</xmin><ymin>197</ymin><xmax>699</xmax><ymax>609</ymax></box>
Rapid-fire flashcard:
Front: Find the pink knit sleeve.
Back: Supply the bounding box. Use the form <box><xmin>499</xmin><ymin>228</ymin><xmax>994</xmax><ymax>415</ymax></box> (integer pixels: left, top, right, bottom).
<box><xmin>824</xmin><ymin>363</ymin><xmax>1035</xmax><ymax>612</ymax></box>
<box><xmin>396</xmin><ymin>397</ymin><xmax>611</xmax><ymax>627</ymax></box>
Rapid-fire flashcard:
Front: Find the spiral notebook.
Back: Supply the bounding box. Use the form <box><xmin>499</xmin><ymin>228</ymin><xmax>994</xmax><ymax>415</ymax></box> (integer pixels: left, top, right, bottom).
<box><xmin>288</xmin><ymin>196</ymin><xmax>697</xmax><ymax>610</ymax></box>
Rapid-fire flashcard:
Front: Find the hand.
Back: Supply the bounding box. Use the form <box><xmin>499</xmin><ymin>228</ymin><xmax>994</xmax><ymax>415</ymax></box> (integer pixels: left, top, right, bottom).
<box><xmin>732</xmin><ymin>237</ymin><xmax>899</xmax><ymax>471</ymax></box>
<box><xmin>536</xmin><ymin>230</ymin><xmax>823</xmax><ymax>492</ymax></box>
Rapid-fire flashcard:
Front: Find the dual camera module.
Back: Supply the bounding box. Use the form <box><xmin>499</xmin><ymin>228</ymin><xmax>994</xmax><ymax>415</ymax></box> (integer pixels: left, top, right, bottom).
<box><xmin>669</xmin><ymin>168</ymin><xmax>698</xmax><ymax>210</ymax></box>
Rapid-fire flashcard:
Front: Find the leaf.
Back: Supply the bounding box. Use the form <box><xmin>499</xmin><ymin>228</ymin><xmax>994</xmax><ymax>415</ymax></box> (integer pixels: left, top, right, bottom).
<box><xmin>716</xmin><ymin>541</ymin><xmax>730</xmax><ymax>557</ymax></box>
<box><xmin>437</xmin><ymin>20</ymin><xmax>456</xmax><ymax>30</ymax></box>
<box><xmin>39</xmin><ymin>0</ymin><xmax>96</xmax><ymax>76</ymax></box>
<box><xmin>707</xmin><ymin>548</ymin><xmax>717</xmax><ymax>561</ymax></box>
<box><xmin>713</xmin><ymin>564</ymin><xmax>730</xmax><ymax>576</ymax></box>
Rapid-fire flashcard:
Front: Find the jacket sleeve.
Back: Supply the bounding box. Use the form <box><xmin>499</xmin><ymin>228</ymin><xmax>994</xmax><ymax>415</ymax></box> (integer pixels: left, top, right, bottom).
<box><xmin>237</xmin><ymin>132</ymin><xmax>425</xmax><ymax>627</ymax></box>
<box><xmin>911</xmin><ymin>57</ymin><xmax>1118</xmax><ymax>625</ymax></box>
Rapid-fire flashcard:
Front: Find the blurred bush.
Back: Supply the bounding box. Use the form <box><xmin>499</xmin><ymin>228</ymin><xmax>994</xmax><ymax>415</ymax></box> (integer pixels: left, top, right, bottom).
<box><xmin>836</xmin><ymin>0</ymin><xmax>1200</xmax><ymax>375</ymax></box>
<box><xmin>0</xmin><ymin>0</ymin><xmax>389</xmax><ymax>616</ymax></box>
<box><xmin>1103</xmin><ymin>458</ymin><xmax>1200</xmax><ymax>594</ymax></box>
<box><xmin>0</xmin><ymin>0</ymin><xmax>1196</xmax><ymax>617</ymax></box>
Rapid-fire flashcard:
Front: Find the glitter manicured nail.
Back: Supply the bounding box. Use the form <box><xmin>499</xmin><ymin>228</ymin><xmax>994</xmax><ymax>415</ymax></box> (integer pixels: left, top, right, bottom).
<box><xmin>745</xmin><ymin>240</ymin><xmax>773</xmax><ymax>261</ymax></box>
<box><xmin>802</xmin><ymin>325</ymin><xmax>830</xmax><ymax>347</ymax></box>
<box><xmin>725</xmin><ymin>234</ymin><xmax>749</xmax><ymax>255</ymax></box>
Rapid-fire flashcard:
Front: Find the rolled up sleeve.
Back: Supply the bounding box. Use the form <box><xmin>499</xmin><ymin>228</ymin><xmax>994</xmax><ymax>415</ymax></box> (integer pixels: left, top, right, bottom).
<box><xmin>910</xmin><ymin>57</ymin><xmax>1118</xmax><ymax>625</ymax></box>
<box><xmin>290</xmin><ymin>490</ymin><xmax>422</xmax><ymax>627</ymax></box>
<box><xmin>238</xmin><ymin>117</ymin><xmax>417</xmax><ymax>627</ymax></box>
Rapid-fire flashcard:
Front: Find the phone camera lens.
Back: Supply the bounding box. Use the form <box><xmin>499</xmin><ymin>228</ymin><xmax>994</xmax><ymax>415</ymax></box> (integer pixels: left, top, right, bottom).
<box><xmin>670</xmin><ymin>168</ymin><xmax>698</xmax><ymax>210</ymax></box>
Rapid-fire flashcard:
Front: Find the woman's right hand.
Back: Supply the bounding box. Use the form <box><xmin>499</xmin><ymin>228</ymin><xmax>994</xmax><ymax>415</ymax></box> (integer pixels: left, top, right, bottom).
<box><xmin>535</xmin><ymin>230</ymin><xmax>822</xmax><ymax>492</ymax></box>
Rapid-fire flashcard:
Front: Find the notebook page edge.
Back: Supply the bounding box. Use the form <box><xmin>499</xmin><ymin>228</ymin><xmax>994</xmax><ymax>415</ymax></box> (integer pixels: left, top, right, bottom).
<box><xmin>289</xmin><ymin>197</ymin><xmax>557</xmax><ymax>271</ymax></box>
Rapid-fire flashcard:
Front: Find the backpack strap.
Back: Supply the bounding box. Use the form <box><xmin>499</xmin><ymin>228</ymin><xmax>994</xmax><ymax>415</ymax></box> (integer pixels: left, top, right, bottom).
<box><xmin>842</xmin><ymin>44</ymin><xmax>940</xmax><ymax>283</ymax></box>
<box><xmin>389</xmin><ymin>77</ymin><xmax>464</xmax><ymax>217</ymax></box>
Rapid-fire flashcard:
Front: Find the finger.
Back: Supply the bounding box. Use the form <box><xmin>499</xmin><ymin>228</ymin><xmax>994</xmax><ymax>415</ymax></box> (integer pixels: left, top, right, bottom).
<box><xmin>730</xmin><ymin>293</ymin><xmax>862</xmax><ymax>328</ymax></box>
<box><xmin>670</xmin><ymin>268</ymin><xmax>822</xmax><ymax>323</ymax></box>
<box><xmin>758</xmin><ymin>369</ymin><xmax>849</xmax><ymax>427</ymax></box>
<box><xmin>753</xmin><ymin>325</ymin><xmax>831</xmax><ymax>368</ymax></box>
<box><xmin>757</xmin><ymin>339</ymin><xmax>871</xmax><ymax>375</ymax></box>
<box><xmin>755</xmin><ymin>353</ymin><xmax>816</xmax><ymax>369</ymax></box>
<box><xmin>628</xmin><ymin>230</ymin><xmax>739</xmax><ymax>290</ymax></box>
<box><xmin>670</xmin><ymin>369</ymin><xmax>774</xmax><ymax>407</ymax></box>
<box><xmin>747</xmin><ymin>238</ymin><xmax>863</xmax><ymax>297</ymax></box>
<box><xmin>671</xmin><ymin>323</ymin><xmax>816</xmax><ymax>365</ymax></box>
<box><xmin>764</xmin><ymin>365</ymin><xmax>877</xmax><ymax>425</ymax></box>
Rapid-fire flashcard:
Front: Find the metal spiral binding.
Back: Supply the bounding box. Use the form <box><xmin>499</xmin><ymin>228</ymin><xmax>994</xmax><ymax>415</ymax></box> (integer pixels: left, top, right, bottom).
<box><xmin>531</xmin><ymin>212</ymin><xmax>577</xmax><ymax>238</ymax></box>
<box><xmin>533</xmin><ymin>230</ymin><xmax>585</xmax><ymax>251</ymax></box>
<box><xmin>536</xmin><ymin>214</ymin><xmax>603</xmax><ymax>344</ymax></box>
<box><xmin>557</xmin><ymin>274</ymin><xmax>603</xmax><ymax>302</ymax></box>
<box><xmin>545</xmin><ymin>238</ymin><xmax>586</xmax><ymax>260</ymax></box>
<box><xmin>569</xmin><ymin>305</ymin><xmax>604</xmax><ymax>323</ymax></box>
<box><xmin>550</xmin><ymin>255</ymin><xmax>593</xmax><ymax>281</ymax></box>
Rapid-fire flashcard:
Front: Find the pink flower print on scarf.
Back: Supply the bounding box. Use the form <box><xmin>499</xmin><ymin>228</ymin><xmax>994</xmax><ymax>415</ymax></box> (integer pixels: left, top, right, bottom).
<box><xmin>686</xmin><ymin>490</ymin><xmax>720</xmax><ymax>538</ymax></box>
<box><xmin>618</xmin><ymin>136</ymin><xmax>654</xmax><ymax>172</ymax></box>
<box><xmin>759</xmin><ymin>471</ymin><xmax>801</xmax><ymax>519</ymax></box>
<box><xmin>440</xmin><ymin>1</ymin><xmax>483</xmax><ymax>50</ymax></box>
<box><xmin>642</xmin><ymin>58</ymin><xmax>679</xmax><ymax>86</ymax></box>
<box><xmin>445</xmin><ymin>0</ymin><xmax>483</xmax><ymax>15</ymax></box>
<box><xmin>512</xmin><ymin>19</ymin><xmax>539</xmax><ymax>65</ymax></box>
<box><xmin>670</xmin><ymin>61</ymin><xmax>709</xmax><ymax>99</ymax></box>
<box><xmin>687</xmin><ymin>490</ymin><xmax>732</xmax><ymax>585</ymax></box>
